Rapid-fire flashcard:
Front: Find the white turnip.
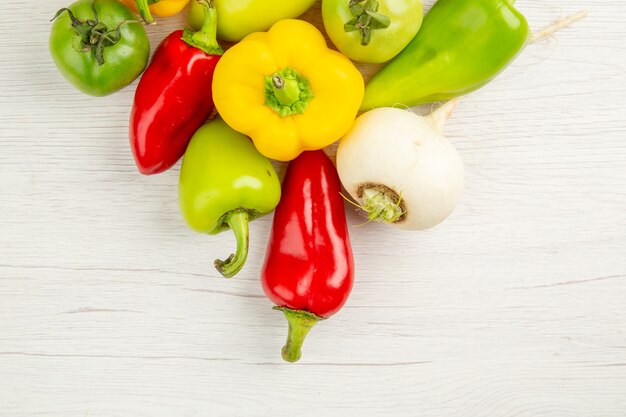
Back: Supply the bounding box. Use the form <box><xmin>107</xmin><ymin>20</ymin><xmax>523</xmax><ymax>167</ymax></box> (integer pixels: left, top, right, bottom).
<box><xmin>336</xmin><ymin>101</ymin><xmax>464</xmax><ymax>230</ymax></box>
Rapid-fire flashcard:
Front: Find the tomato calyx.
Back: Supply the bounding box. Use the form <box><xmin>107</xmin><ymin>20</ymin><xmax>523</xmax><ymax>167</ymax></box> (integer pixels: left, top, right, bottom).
<box><xmin>51</xmin><ymin>0</ymin><xmax>135</xmax><ymax>65</ymax></box>
<box><xmin>344</xmin><ymin>0</ymin><xmax>390</xmax><ymax>46</ymax></box>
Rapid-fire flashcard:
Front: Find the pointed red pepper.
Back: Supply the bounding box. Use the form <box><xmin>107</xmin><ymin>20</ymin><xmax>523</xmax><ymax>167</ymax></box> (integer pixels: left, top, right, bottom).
<box><xmin>129</xmin><ymin>0</ymin><xmax>222</xmax><ymax>175</ymax></box>
<box><xmin>261</xmin><ymin>150</ymin><xmax>355</xmax><ymax>362</ymax></box>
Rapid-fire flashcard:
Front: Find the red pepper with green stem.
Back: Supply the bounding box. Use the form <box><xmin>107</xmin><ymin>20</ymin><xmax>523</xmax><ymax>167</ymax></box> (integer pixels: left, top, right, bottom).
<box><xmin>261</xmin><ymin>150</ymin><xmax>355</xmax><ymax>362</ymax></box>
<box><xmin>129</xmin><ymin>0</ymin><xmax>222</xmax><ymax>175</ymax></box>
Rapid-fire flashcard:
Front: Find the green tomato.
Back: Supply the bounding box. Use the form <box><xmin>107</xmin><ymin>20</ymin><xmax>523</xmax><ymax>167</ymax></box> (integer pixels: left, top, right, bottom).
<box><xmin>49</xmin><ymin>0</ymin><xmax>149</xmax><ymax>96</ymax></box>
<box><xmin>188</xmin><ymin>0</ymin><xmax>317</xmax><ymax>42</ymax></box>
<box><xmin>322</xmin><ymin>0</ymin><xmax>423</xmax><ymax>64</ymax></box>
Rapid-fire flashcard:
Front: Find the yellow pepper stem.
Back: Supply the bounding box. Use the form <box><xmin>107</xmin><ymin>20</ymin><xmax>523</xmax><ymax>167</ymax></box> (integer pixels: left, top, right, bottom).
<box><xmin>264</xmin><ymin>67</ymin><xmax>314</xmax><ymax>118</ymax></box>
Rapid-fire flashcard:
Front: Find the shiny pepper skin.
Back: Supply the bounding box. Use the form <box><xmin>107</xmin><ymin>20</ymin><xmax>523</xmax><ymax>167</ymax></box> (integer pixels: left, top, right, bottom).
<box><xmin>129</xmin><ymin>1</ymin><xmax>222</xmax><ymax>175</ymax></box>
<box><xmin>213</xmin><ymin>19</ymin><xmax>364</xmax><ymax>162</ymax></box>
<box><xmin>261</xmin><ymin>150</ymin><xmax>355</xmax><ymax>362</ymax></box>
<box><xmin>179</xmin><ymin>118</ymin><xmax>281</xmax><ymax>278</ymax></box>
<box><xmin>361</xmin><ymin>0</ymin><xmax>530</xmax><ymax>110</ymax></box>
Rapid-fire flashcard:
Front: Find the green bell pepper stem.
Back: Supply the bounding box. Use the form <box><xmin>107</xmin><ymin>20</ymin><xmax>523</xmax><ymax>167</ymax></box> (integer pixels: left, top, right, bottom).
<box><xmin>274</xmin><ymin>307</ymin><xmax>322</xmax><ymax>363</ymax></box>
<box><xmin>214</xmin><ymin>209</ymin><xmax>250</xmax><ymax>278</ymax></box>
<box><xmin>135</xmin><ymin>0</ymin><xmax>155</xmax><ymax>24</ymax></box>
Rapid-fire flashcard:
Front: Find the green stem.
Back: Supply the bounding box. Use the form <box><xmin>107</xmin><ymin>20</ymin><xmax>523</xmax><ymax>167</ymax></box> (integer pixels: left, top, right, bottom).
<box><xmin>271</xmin><ymin>75</ymin><xmax>299</xmax><ymax>107</ymax></box>
<box><xmin>214</xmin><ymin>209</ymin><xmax>249</xmax><ymax>278</ymax></box>
<box><xmin>264</xmin><ymin>67</ymin><xmax>314</xmax><ymax>118</ymax></box>
<box><xmin>135</xmin><ymin>0</ymin><xmax>155</xmax><ymax>24</ymax></box>
<box><xmin>274</xmin><ymin>307</ymin><xmax>322</xmax><ymax>363</ymax></box>
<box><xmin>182</xmin><ymin>0</ymin><xmax>223</xmax><ymax>55</ymax></box>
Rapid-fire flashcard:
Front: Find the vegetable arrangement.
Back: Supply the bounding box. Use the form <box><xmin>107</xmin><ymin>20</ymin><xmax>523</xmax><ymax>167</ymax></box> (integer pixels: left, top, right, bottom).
<box><xmin>49</xmin><ymin>0</ymin><xmax>585</xmax><ymax>362</ymax></box>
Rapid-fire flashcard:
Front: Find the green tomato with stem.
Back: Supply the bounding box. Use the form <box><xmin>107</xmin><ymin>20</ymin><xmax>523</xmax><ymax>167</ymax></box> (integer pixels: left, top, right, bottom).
<box><xmin>322</xmin><ymin>0</ymin><xmax>423</xmax><ymax>64</ymax></box>
<box><xmin>49</xmin><ymin>0</ymin><xmax>149</xmax><ymax>96</ymax></box>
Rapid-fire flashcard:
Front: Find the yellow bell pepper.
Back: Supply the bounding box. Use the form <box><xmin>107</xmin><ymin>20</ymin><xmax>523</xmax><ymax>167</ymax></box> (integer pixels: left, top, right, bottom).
<box><xmin>213</xmin><ymin>19</ymin><xmax>364</xmax><ymax>162</ymax></box>
<box><xmin>120</xmin><ymin>0</ymin><xmax>190</xmax><ymax>24</ymax></box>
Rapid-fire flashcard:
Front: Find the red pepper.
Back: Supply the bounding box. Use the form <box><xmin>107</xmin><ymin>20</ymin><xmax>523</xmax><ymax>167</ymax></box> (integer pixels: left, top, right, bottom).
<box><xmin>129</xmin><ymin>0</ymin><xmax>222</xmax><ymax>175</ymax></box>
<box><xmin>261</xmin><ymin>150</ymin><xmax>355</xmax><ymax>362</ymax></box>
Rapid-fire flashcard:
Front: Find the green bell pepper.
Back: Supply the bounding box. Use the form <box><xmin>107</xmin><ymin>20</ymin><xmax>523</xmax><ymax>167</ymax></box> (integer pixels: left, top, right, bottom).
<box><xmin>187</xmin><ymin>0</ymin><xmax>317</xmax><ymax>42</ymax></box>
<box><xmin>179</xmin><ymin>118</ymin><xmax>281</xmax><ymax>278</ymax></box>
<box><xmin>361</xmin><ymin>0</ymin><xmax>530</xmax><ymax>111</ymax></box>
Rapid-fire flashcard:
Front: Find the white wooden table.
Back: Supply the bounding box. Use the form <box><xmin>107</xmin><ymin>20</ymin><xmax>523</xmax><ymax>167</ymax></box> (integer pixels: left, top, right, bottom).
<box><xmin>1</xmin><ymin>1</ymin><xmax>625</xmax><ymax>416</ymax></box>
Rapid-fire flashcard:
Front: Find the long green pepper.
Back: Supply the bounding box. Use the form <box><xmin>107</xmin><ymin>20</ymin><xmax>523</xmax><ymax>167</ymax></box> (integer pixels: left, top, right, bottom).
<box><xmin>361</xmin><ymin>0</ymin><xmax>530</xmax><ymax>110</ymax></box>
<box><xmin>179</xmin><ymin>118</ymin><xmax>281</xmax><ymax>278</ymax></box>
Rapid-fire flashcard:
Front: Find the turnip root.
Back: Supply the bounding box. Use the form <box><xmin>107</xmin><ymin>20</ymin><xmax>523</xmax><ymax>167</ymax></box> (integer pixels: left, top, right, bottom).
<box><xmin>336</xmin><ymin>101</ymin><xmax>463</xmax><ymax>230</ymax></box>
